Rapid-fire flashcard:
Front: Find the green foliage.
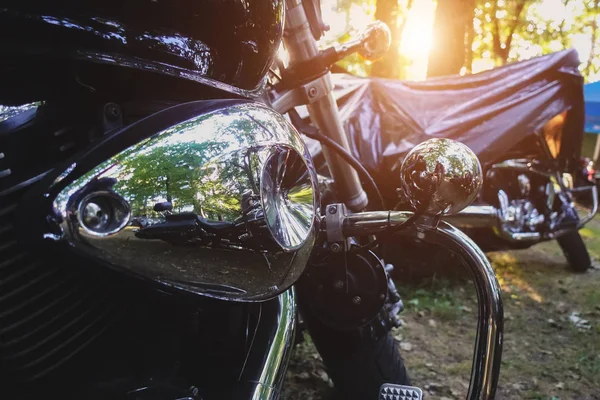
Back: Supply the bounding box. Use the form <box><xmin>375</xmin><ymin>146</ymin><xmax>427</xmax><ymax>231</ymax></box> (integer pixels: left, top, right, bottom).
<box><xmin>114</xmin><ymin>140</ymin><xmax>230</xmax><ymax>217</ymax></box>
<box><xmin>398</xmin><ymin>278</ymin><xmax>467</xmax><ymax>321</ymax></box>
<box><xmin>471</xmin><ymin>0</ymin><xmax>599</xmax><ymax>80</ymax></box>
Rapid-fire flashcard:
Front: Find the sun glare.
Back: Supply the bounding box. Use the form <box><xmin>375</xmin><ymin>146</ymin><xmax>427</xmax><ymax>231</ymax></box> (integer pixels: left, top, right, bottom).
<box><xmin>400</xmin><ymin>0</ymin><xmax>436</xmax><ymax>81</ymax></box>
<box><xmin>312</xmin><ymin>0</ymin><xmax>596</xmax><ymax>81</ymax></box>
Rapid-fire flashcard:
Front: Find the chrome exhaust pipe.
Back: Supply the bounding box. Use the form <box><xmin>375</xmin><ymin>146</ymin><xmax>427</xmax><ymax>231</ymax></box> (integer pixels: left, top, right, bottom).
<box><xmin>443</xmin><ymin>205</ymin><xmax>542</xmax><ymax>242</ymax></box>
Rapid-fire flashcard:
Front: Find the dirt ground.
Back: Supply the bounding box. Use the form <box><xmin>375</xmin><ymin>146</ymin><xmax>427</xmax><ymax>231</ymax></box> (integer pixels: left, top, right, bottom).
<box><xmin>282</xmin><ymin>218</ymin><xmax>600</xmax><ymax>400</ymax></box>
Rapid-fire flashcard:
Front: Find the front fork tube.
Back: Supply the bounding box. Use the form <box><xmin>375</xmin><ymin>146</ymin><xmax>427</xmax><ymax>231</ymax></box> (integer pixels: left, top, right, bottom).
<box><xmin>282</xmin><ymin>0</ymin><xmax>368</xmax><ymax>211</ymax></box>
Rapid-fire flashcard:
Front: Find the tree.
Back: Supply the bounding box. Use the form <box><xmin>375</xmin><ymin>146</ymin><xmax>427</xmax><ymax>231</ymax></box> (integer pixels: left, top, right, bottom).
<box><xmin>114</xmin><ymin>140</ymin><xmax>228</xmax><ymax>216</ymax></box>
<box><xmin>582</xmin><ymin>0</ymin><xmax>599</xmax><ymax>78</ymax></box>
<box><xmin>490</xmin><ymin>0</ymin><xmax>529</xmax><ymax>64</ymax></box>
<box><xmin>427</xmin><ymin>0</ymin><xmax>475</xmax><ymax>77</ymax></box>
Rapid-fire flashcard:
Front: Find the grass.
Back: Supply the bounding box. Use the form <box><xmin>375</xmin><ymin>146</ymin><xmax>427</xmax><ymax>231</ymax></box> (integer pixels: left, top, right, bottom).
<box><xmin>400</xmin><ymin>279</ymin><xmax>467</xmax><ymax>322</ymax></box>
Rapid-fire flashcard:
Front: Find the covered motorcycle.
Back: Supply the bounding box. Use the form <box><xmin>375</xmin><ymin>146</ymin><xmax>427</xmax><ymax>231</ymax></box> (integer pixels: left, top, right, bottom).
<box><xmin>310</xmin><ymin>49</ymin><xmax>597</xmax><ymax>272</ymax></box>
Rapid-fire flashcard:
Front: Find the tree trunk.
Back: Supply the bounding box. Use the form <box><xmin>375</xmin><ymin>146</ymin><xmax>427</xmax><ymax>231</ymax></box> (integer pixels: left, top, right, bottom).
<box><xmin>165</xmin><ymin>175</ymin><xmax>172</xmax><ymax>203</ymax></box>
<box><xmin>491</xmin><ymin>0</ymin><xmax>527</xmax><ymax>65</ymax></box>
<box><xmin>427</xmin><ymin>0</ymin><xmax>471</xmax><ymax>77</ymax></box>
<box><xmin>372</xmin><ymin>0</ymin><xmax>400</xmax><ymax>78</ymax></box>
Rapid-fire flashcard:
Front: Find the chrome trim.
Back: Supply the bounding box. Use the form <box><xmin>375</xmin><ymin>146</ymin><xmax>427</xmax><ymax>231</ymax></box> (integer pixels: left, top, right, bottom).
<box><xmin>433</xmin><ymin>222</ymin><xmax>503</xmax><ymax>400</ymax></box>
<box><xmin>506</xmin><ymin>232</ymin><xmax>541</xmax><ymax>241</ymax></box>
<box><xmin>442</xmin><ymin>205</ymin><xmax>497</xmax><ymax>229</ymax></box>
<box><xmin>342</xmin><ymin>210</ymin><xmax>410</xmax><ymax>237</ymax></box>
<box><xmin>573</xmin><ymin>185</ymin><xmax>598</xmax><ymax>227</ymax></box>
<box><xmin>340</xmin><ymin>211</ymin><xmax>504</xmax><ymax>400</ymax></box>
<box><xmin>445</xmin><ymin>184</ymin><xmax>598</xmax><ymax>242</ymax></box>
<box><xmin>241</xmin><ymin>289</ymin><xmax>297</xmax><ymax>400</ymax></box>
<box><xmin>400</xmin><ymin>139</ymin><xmax>483</xmax><ymax>216</ymax></box>
<box><xmin>75</xmin><ymin>51</ymin><xmax>267</xmax><ymax>99</ymax></box>
<box><xmin>29</xmin><ymin>100</ymin><xmax>319</xmax><ymax>302</ymax></box>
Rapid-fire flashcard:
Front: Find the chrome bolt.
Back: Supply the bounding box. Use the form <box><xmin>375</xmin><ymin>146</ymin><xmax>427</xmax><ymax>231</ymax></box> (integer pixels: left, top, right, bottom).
<box><xmin>334</xmin><ymin>280</ymin><xmax>344</xmax><ymax>289</ymax></box>
<box><xmin>328</xmin><ymin>205</ymin><xmax>337</xmax><ymax>214</ymax></box>
<box><xmin>330</xmin><ymin>243</ymin><xmax>342</xmax><ymax>252</ymax></box>
<box><xmin>308</xmin><ymin>87</ymin><xmax>318</xmax><ymax>98</ymax></box>
<box><xmin>352</xmin><ymin>296</ymin><xmax>362</xmax><ymax>305</ymax></box>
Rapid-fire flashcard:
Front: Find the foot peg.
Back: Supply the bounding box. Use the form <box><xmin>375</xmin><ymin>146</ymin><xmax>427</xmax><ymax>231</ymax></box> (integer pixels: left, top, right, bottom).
<box><xmin>379</xmin><ymin>384</ymin><xmax>423</xmax><ymax>400</ymax></box>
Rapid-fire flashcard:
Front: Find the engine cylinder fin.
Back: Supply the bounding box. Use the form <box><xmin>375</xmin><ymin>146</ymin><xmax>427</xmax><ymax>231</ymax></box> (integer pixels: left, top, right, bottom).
<box><xmin>0</xmin><ymin>222</ymin><xmax>14</xmax><ymax>236</ymax></box>
<box><xmin>0</xmin><ymin>238</ymin><xmax>17</xmax><ymax>253</ymax></box>
<box><xmin>0</xmin><ymin>102</ymin><xmax>133</xmax><ymax>384</ymax></box>
<box><xmin>0</xmin><ymin>279</ymin><xmax>87</xmax><ymax>336</ymax></box>
<box><xmin>20</xmin><ymin>320</ymin><xmax>114</xmax><ymax>382</ymax></box>
<box><xmin>0</xmin><ymin>268</ymin><xmax>61</xmax><ymax>304</ymax></box>
<box><xmin>0</xmin><ymin>252</ymin><xmax>27</xmax><ymax>270</ymax></box>
<box><xmin>11</xmin><ymin>303</ymin><xmax>118</xmax><ymax>371</ymax></box>
<box><xmin>3</xmin><ymin>295</ymin><xmax>115</xmax><ymax>360</ymax></box>
<box><xmin>1</xmin><ymin>284</ymin><xmax>103</xmax><ymax>347</ymax></box>
<box><xmin>0</xmin><ymin>260</ymin><xmax>42</xmax><ymax>288</ymax></box>
<box><xmin>0</xmin><ymin>203</ymin><xmax>17</xmax><ymax>218</ymax></box>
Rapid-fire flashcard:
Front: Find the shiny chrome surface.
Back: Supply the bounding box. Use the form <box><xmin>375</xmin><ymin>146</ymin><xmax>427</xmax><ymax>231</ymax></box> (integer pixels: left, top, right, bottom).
<box><xmin>358</xmin><ymin>21</ymin><xmax>392</xmax><ymax>61</ymax></box>
<box><xmin>433</xmin><ymin>222</ymin><xmax>503</xmax><ymax>400</ymax></box>
<box><xmin>400</xmin><ymin>138</ymin><xmax>483</xmax><ymax>215</ymax></box>
<box><xmin>339</xmin><ymin>210</ymin><xmax>504</xmax><ymax>399</ymax></box>
<box><xmin>240</xmin><ymin>289</ymin><xmax>297</xmax><ymax>400</ymax></box>
<box><xmin>443</xmin><ymin>204</ymin><xmax>543</xmax><ymax>242</ymax></box>
<box><xmin>442</xmin><ymin>205</ymin><xmax>497</xmax><ymax>229</ymax></box>
<box><xmin>44</xmin><ymin>101</ymin><xmax>319</xmax><ymax>301</ymax></box>
<box><xmin>573</xmin><ymin>185</ymin><xmax>599</xmax><ymax>226</ymax></box>
<box><xmin>444</xmin><ymin>186</ymin><xmax>599</xmax><ymax>241</ymax></box>
<box><xmin>342</xmin><ymin>211</ymin><xmax>411</xmax><ymax>237</ymax></box>
<box><xmin>497</xmin><ymin>190</ymin><xmax>544</xmax><ymax>241</ymax></box>
<box><xmin>282</xmin><ymin>0</ymin><xmax>368</xmax><ymax>211</ymax></box>
<box><xmin>77</xmin><ymin>190</ymin><xmax>131</xmax><ymax>237</ymax></box>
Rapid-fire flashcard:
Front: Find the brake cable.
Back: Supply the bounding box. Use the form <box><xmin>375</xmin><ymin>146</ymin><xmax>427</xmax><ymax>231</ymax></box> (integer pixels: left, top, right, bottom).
<box><xmin>288</xmin><ymin>108</ymin><xmax>386</xmax><ymax>210</ymax></box>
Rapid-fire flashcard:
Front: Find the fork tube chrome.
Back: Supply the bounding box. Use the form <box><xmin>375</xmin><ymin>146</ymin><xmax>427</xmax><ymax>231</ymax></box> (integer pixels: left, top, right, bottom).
<box><xmin>283</xmin><ymin>0</ymin><xmax>368</xmax><ymax>211</ymax></box>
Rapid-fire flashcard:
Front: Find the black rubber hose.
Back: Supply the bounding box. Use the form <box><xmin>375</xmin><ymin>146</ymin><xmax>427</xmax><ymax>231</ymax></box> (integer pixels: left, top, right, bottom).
<box><xmin>288</xmin><ymin>109</ymin><xmax>385</xmax><ymax>210</ymax></box>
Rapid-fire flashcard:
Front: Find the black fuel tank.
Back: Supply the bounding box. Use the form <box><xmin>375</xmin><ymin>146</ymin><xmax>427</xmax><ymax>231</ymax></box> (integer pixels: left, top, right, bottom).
<box><xmin>0</xmin><ymin>0</ymin><xmax>284</xmax><ymax>94</ymax></box>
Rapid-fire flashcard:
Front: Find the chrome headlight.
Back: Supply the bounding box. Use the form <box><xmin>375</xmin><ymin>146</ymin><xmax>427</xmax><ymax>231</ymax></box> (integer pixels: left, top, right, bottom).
<box><xmin>29</xmin><ymin>100</ymin><xmax>319</xmax><ymax>301</ymax></box>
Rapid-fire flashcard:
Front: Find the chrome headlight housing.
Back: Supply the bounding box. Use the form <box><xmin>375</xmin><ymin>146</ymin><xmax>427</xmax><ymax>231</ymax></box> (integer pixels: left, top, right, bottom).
<box><xmin>27</xmin><ymin>100</ymin><xmax>319</xmax><ymax>301</ymax></box>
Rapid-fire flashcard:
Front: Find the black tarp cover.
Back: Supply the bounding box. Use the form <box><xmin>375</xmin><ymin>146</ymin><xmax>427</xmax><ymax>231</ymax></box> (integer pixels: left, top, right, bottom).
<box><xmin>303</xmin><ymin>49</ymin><xmax>585</xmax><ymax>191</ymax></box>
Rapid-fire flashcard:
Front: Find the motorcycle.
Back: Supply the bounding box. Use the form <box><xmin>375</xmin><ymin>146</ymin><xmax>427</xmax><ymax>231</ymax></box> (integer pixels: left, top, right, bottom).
<box><xmin>300</xmin><ymin>50</ymin><xmax>598</xmax><ymax>273</ymax></box>
<box><xmin>0</xmin><ymin>0</ymin><xmax>503</xmax><ymax>399</ymax></box>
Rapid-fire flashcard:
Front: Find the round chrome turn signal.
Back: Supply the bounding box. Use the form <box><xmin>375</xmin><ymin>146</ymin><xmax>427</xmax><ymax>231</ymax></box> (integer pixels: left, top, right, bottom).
<box><xmin>400</xmin><ymin>138</ymin><xmax>483</xmax><ymax>215</ymax></box>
